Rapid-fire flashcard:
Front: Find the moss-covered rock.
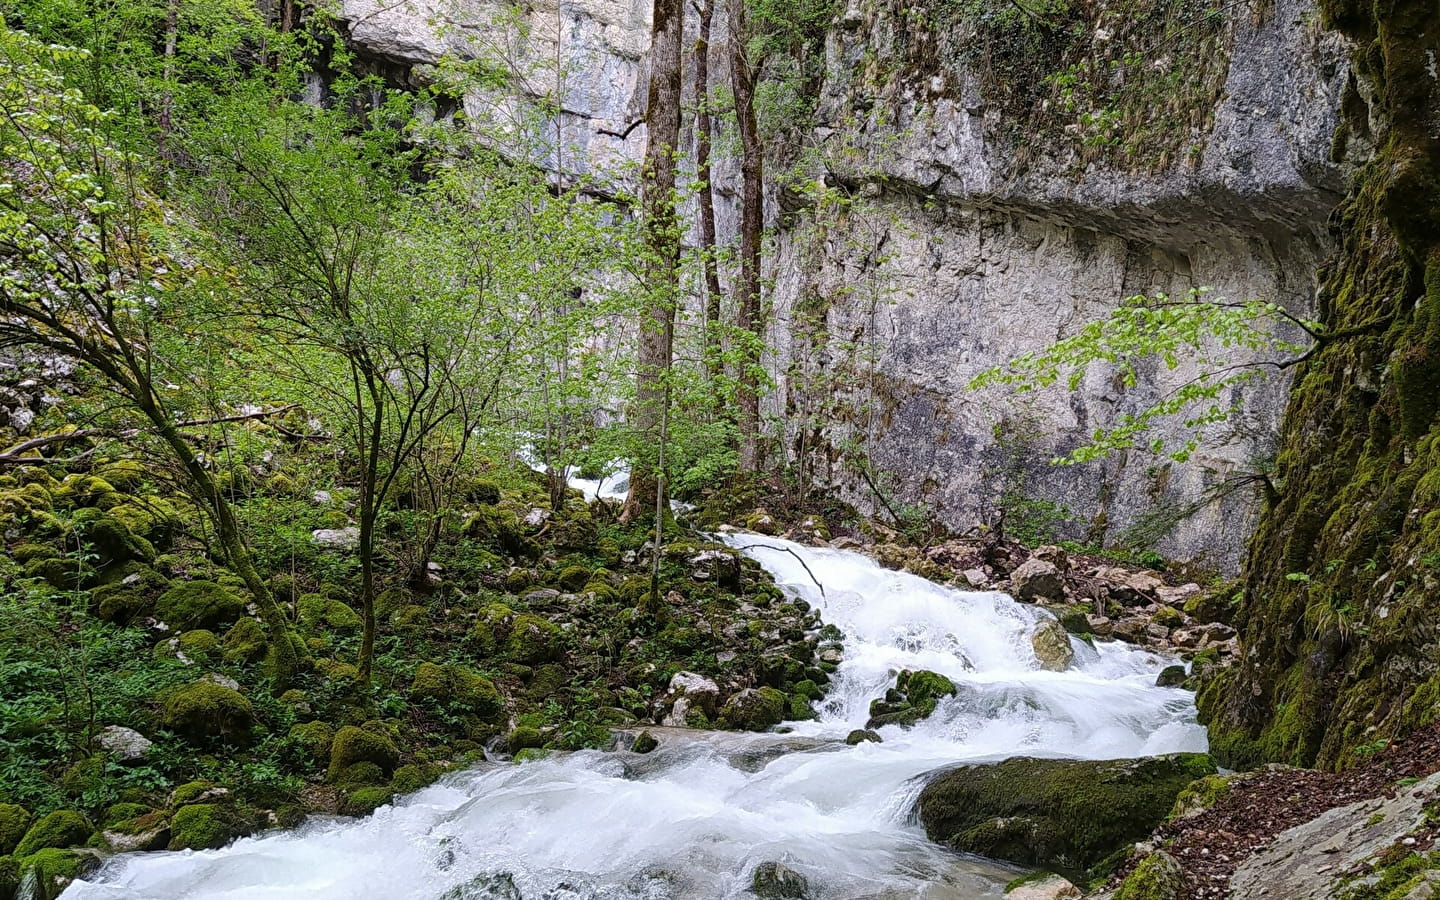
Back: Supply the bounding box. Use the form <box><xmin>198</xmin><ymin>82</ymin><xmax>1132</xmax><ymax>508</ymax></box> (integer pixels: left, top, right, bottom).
<box><xmin>556</xmin><ymin>565</ymin><xmax>592</xmax><ymax>592</ymax></box>
<box><xmin>332</xmin><ymin>762</ymin><xmax>386</xmax><ymax>786</ymax></box>
<box><xmin>70</xmin><ymin>508</ymin><xmax>153</xmax><ymax>565</ymax></box>
<box><xmin>339</xmin><ymin>787</ymin><xmax>392</xmax><ymax>817</ymax></box>
<box><xmin>866</xmin><ymin>669</ymin><xmax>958</xmax><ymax>729</ymax></box>
<box><xmin>505</xmin><ymin>726</ymin><xmax>544</xmax><ymax>752</ymax></box>
<box><xmin>0</xmin><ymin>855</ymin><xmax>17</xmax><ymax>900</ymax></box>
<box><xmin>327</xmin><ymin>725</ymin><xmax>399</xmax><ymax>780</ymax></box>
<box><xmin>91</xmin><ymin>565</ymin><xmax>169</xmax><ymax>625</ymax></box>
<box><xmin>469</xmin><ymin>603</ymin><xmax>563</xmax><ymax>664</ymax></box>
<box><xmin>718</xmin><ymin>687</ymin><xmax>788</xmax><ymax>731</ymax></box>
<box><xmin>166</xmin><ymin>803</ymin><xmax>243</xmax><ymax>851</ymax></box>
<box><xmin>158</xmin><ymin>681</ymin><xmax>254</xmax><ymax>742</ymax></box>
<box><xmin>14</xmin><ymin>810</ymin><xmax>92</xmax><ymax>857</ymax></box>
<box><xmin>0</xmin><ymin>805</ymin><xmax>31</xmax><ymax>856</ymax></box>
<box><xmin>16</xmin><ymin>848</ymin><xmax>98</xmax><ymax>900</ymax></box>
<box><xmin>95</xmin><ymin>460</ymin><xmax>145</xmax><ymax>491</ymax></box>
<box><xmin>296</xmin><ymin>593</ymin><xmax>362</xmax><ymax>631</ymax></box>
<box><xmin>288</xmin><ymin>720</ymin><xmax>336</xmax><ymax>768</ymax></box>
<box><xmin>917</xmin><ymin>753</ymin><xmax>1215</xmax><ymax>876</ymax></box>
<box><xmin>391</xmin><ymin>763</ymin><xmax>446</xmax><ymax>795</ymax></box>
<box><xmin>408</xmin><ymin>663</ymin><xmax>504</xmax><ymax>724</ymax></box>
<box><xmin>222</xmin><ymin>618</ymin><xmax>268</xmax><ymax>663</ymax></box>
<box><xmin>1113</xmin><ymin>850</ymin><xmax>1184</xmax><ymax>900</ymax></box>
<box><xmin>175</xmin><ymin>629</ymin><xmax>220</xmax><ymax>663</ymax></box>
<box><xmin>155</xmin><ymin>580</ymin><xmax>245</xmax><ymax>631</ymax></box>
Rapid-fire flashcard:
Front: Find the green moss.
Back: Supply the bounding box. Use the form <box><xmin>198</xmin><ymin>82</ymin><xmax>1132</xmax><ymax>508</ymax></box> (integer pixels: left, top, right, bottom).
<box><xmin>17</xmin><ymin>848</ymin><xmax>96</xmax><ymax>900</ymax></box>
<box><xmin>108</xmin><ymin>498</ymin><xmax>181</xmax><ymax>549</ymax></box>
<box><xmin>339</xmin><ymin>787</ymin><xmax>392</xmax><ymax>817</ymax></box>
<box><xmin>918</xmin><ymin>754</ymin><xmax>1215</xmax><ymax>876</ymax></box>
<box><xmin>1168</xmin><ymin>774</ymin><xmax>1232</xmax><ymax>817</ymax></box>
<box><xmin>95</xmin><ymin>460</ymin><xmax>145</xmax><ymax>491</ymax></box>
<box><xmin>14</xmin><ymin>811</ymin><xmax>91</xmax><ymax>857</ymax></box>
<box><xmin>296</xmin><ymin>594</ymin><xmax>362</xmax><ymax>631</ymax></box>
<box><xmin>0</xmin><ymin>805</ymin><xmax>31</xmax><ymax>856</ymax></box>
<box><xmin>169</xmin><ymin>781</ymin><xmax>217</xmax><ymax>807</ymax></box>
<box><xmin>287</xmin><ymin>721</ymin><xmax>335</xmax><ymax>768</ymax></box>
<box><xmin>70</xmin><ymin>508</ymin><xmax>153</xmax><ymax>564</ymax></box>
<box><xmin>1113</xmin><ymin>851</ymin><xmax>1184</xmax><ymax>900</ymax></box>
<box><xmin>156</xmin><ymin>580</ymin><xmax>245</xmax><ymax>631</ymax></box>
<box><xmin>391</xmin><ymin>763</ymin><xmax>446</xmax><ymax>794</ymax></box>
<box><xmin>470</xmin><ymin>604</ymin><xmax>563</xmax><ymax>664</ymax></box>
<box><xmin>332</xmin><ymin>762</ymin><xmax>385</xmax><ymax>786</ymax></box>
<box><xmin>100</xmin><ymin>803</ymin><xmax>150</xmax><ymax>829</ymax></box>
<box><xmin>158</xmin><ymin>681</ymin><xmax>255</xmax><ymax>742</ymax></box>
<box><xmin>54</xmin><ymin>475</ymin><xmax>119</xmax><ymax>509</ymax></box>
<box><xmin>166</xmin><ymin>803</ymin><xmax>242</xmax><ymax>851</ymax></box>
<box><xmin>556</xmin><ymin>565</ymin><xmax>592</xmax><ymax>592</ymax></box>
<box><xmin>512</xmin><ymin>748</ymin><xmax>552</xmax><ymax>764</ymax></box>
<box><xmin>175</xmin><ymin>629</ymin><xmax>220</xmax><ymax>662</ymax></box>
<box><xmin>222</xmin><ymin>618</ymin><xmax>268</xmax><ymax>663</ymax></box>
<box><xmin>327</xmin><ymin>725</ymin><xmax>399</xmax><ymax>780</ymax></box>
<box><xmin>0</xmin><ymin>855</ymin><xmax>17</xmax><ymax>900</ymax></box>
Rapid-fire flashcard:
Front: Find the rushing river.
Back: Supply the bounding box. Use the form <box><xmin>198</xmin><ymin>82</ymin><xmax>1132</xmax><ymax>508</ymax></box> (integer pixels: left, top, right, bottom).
<box><xmin>64</xmin><ymin>534</ymin><xmax>1205</xmax><ymax>900</ymax></box>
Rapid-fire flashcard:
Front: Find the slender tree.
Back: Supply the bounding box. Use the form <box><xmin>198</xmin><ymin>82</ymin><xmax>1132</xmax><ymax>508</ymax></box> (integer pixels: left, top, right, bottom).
<box><xmin>693</xmin><ymin>0</ymin><xmax>725</xmax><ymax>385</ymax></box>
<box><xmin>622</xmin><ymin>0</ymin><xmax>686</xmax><ymax>522</ymax></box>
<box><xmin>730</xmin><ymin>0</ymin><xmax>765</xmax><ymax>471</ymax></box>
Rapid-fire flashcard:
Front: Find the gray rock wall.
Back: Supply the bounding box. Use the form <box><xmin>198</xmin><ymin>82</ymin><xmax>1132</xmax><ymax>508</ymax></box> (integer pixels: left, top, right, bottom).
<box><xmin>341</xmin><ymin>0</ymin><xmax>1349</xmax><ymax>570</ymax></box>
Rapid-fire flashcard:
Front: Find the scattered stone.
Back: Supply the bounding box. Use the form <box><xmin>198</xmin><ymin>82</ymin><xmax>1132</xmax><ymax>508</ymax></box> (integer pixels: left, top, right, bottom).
<box><xmin>1086</xmin><ymin>615</ymin><xmax>1114</xmax><ymax>636</ymax></box>
<box><xmin>311</xmin><ymin>526</ymin><xmax>359</xmax><ymax>550</ymax></box>
<box><xmin>98</xmin><ymin>726</ymin><xmax>153</xmax><ymax>763</ymax></box>
<box><xmin>1011</xmin><ymin>558</ymin><xmax>1065</xmax><ymax>603</ymax></box>
<box><xmin>962</xmin><ymin>567</ymin><xmax>990</xmax><ymax>587</ymax></box>
<box><xmin>202</xmin><ymin>673</ymin><xmax>241</xmax><ymax>691</ymax></box>
<box><xmin>1030</xmin><ymin>545</ymin><xmax>1070</xmax><ymax>571</ymax></box>
<box><xmin>522</xmin><ymin>507</ymin><xmax>550</xmax><ymax>528</ymax></box>
<box><xmin>751</xmin><ymin>861</ymin><xmax>809</xmax><ymax>899</ymax></box>
<box><xmin>1030</xmin><ymin>618</ymin><xmax>1075</xmax><ymax>671</ymax></box>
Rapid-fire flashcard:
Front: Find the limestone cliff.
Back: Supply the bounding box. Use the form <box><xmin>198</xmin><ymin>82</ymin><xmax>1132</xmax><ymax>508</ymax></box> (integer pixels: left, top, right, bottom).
<box><xmin>339</xmin><ymin>0</ymin><xmax>1347</xmax><ymax>571</ymax></box>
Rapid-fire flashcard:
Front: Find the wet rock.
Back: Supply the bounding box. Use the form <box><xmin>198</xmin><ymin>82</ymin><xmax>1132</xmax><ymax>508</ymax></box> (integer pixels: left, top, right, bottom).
<box><xmin>751</xmin><ymin>861</ymin><xmax>809</xmax><ymax>899</ymax></box>
<box><xmin>846</xmin><ymin>729</ymin><xmax>882</xmax><ymax>745</ymax></box>
<box><xmin>665</xmin><ymin>671</ymin><xmax>720</xmax><ymax>717</ymax></box>
<box><xmin>1007</xmin><ymin>873</ymin><xmax>1083</xmax><ymax>900</ymax></box>
<box><xmin>630</xmin><ymin>731</ymin><xmax>658</xmax><ymax>754</ymax></box>
<box><xmin>744</xmin><ymin>509</ymin><xmax>779</xmax><ymax>535</ymax></box>
<box><xmin>718</xmin><ymin>688</ymin><xmax>787</xmax><ymax>731</ymax></box>
<box><xmin>1086</xmin><ymin>615</ymin><xmax>1114</xmax><ymax>636</ymax></box>
<box><xmin>866</xmin><ymin>669</ymin><xmax>957</xmax><ymax>729</ymax></box>
<box><xmin>1012</xmin><ymin>558</ymin><xmax>1065</xmax><ymax>603</ymax></box>
<box><xmin>1155</xmin><ymin>665</ymin><xmax>1188</xmax><ymax>688</ymax></box>
<box><xmin>689</xmin><ymin>548</ymin><xmax>741</xmax><ymax>587</ymax></box>
<box><xmin>918</xmin><ymin>753</ymin><xmax>1215</xmax><ymax>875</ymax></box>
<box><xmin>98</xmin><ymin>726</ymin><xmax>153</xmax><ymax>764</ymax></box>
<box><xmin>1156</xmin><ymin>583</ymin><xmax>1202</xmax><ymax>606</ymax></box>
<box><xmin>1030</xmin><ymin>618</ymin><xmax>1075</xmax><ymax>671</ymax></box>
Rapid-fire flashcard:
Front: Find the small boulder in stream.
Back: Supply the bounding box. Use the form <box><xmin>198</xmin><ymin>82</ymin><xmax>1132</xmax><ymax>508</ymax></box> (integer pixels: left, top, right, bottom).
<box><xmin>1011</xmin><ymin>558</ymin><xmax>1065</xmax><ymax>602</ymax></box>
<box><xmin>1030</xmin><ymin>618</ymin><xmax>1075</xmax><ymax>671</ymax></box>
<box><xmin>917</xmin><ymin>753</ymin><xmax>1215</xmax><ymax>876</ymax></box>
<box><xmin>865</xmin><ymin>669</ymin><xmax>958</xmax><ymax>729</ymax></box>
<box><xmin>751</xmin><ymin>861</ymin><xmax>809</xmax><ymax>899</ymax></box>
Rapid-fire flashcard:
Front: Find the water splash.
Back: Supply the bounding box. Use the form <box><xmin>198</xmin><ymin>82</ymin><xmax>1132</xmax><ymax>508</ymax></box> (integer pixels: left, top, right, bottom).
<box><xmin>64</xmin><ymin>534</ymin><xmax>1203</xmax><ymax>900</ymax></box>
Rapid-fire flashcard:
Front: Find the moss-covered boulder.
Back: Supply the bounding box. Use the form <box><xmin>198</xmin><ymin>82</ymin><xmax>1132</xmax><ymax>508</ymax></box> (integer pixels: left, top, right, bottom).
<box><xmin>14</xmin><ymin>811</ymin><xmax>91</xmax><ymax>857</ymax></box>
<box><xmin>339</xmin><ymin>787</ymin><xmax>392</xmax><ymax>817</ymax></box>
<box><xmin>718</xmin><ymin>687</ymin><xmax>788</xmax><ymax>731</ymax></box>
<box><xmin>108</xmin><ymin>498</ymin><xmax>181</xmax><ymax>549</ymax></box>
<box><xmin>166</xmin><ymin>803</ymin><xmax>243</xmax><ymax>851</ymax></box>
<box><xmin>95</xmin><ymin>460</ymin><xmax>145</xmax><ymax>491</ymax></box>
<box><xmin>0</xmin><ymin>805</ymin><xmax>31</xmax><ymax>856</ymax></box>
<box><xmin>0</xmin><ymin>854</ymin><xmax>17</xmax><ymax>900</ymax></box>
<box><xmin>155</xmin><ymin>580</ymin><xmax>245</xmax><ymax>631</ymax></box>
<box><xmin>70</xmin><ymin>508</ymin><xmax>153</xmax><ymax>565</ymax></box>
<box><xmin>175</xmin><ymin>629</ymin><xmax>220</xmax><ymax>663</ymax></box>
<box><xmin>469</xmin><ymin>604</ymin><xmax>563</xmax><ymax>664</ymax></box>
<box><xmin>288</xmin><ymin>721</ymin><xmax>336</xmax><ymax>768</ymax></box>
<box><xmin>297</xmin><ymin>593</ymin><xmax>363</xmax><ymax>631</ymax></box>
<box><xmin>91</xmin><ymin>565</ymin><xmax>169</xmax><ymax>625</ymax></box>
<box><xmin>866</xmin><ymin>669</ymin><xmax>958</xmax><ymax>729</ymax></box>
<box><xmin>16</xmin><ymin>848</ymin><xmax>98</xmax><ymax>900</ymax></box>
<box><xmin>222</xmin><ymin>618</ymin><xmax>268</xmax><ymax>663</ymax></box>
<box><xmin>327</xmin><ymin>724</ymin><xmax>399</xmax><ymax>781</ymax></box>
<box><xmin>391</xmin><ymin>763</ymin><xmax>447</xmax><ymax>795</ymax></box>
<box><xmin>158</xmin><ymin>681</ymin><xmax>254</xmax><ymax>742</ymax></box>
<box><xmin>917</xmin><ymin>754</ymin><xmax>1215</xmax><ymax>876</ymax></box>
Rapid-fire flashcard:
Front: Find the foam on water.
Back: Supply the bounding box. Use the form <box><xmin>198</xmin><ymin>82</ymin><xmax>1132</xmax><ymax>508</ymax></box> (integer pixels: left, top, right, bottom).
<box><xmin>64</xmin><ymin>533</ymin><xmax>1205</xmax><ymax>900</ymax></box>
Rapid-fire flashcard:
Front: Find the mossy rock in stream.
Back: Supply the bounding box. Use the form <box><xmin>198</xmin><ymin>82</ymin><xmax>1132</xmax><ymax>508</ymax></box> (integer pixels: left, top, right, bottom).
<box><xmin>327</xmin><ymin>724</ymin><xmax>399</xmax><ymax>780</ymax></box>
<box><xmin>865</xmin><ymin>669</ymin><xmax>957</xmax><ymax>729</ymax></box>
<box><xmin>917</xmin><ymin>753</ymin><xmax>1215</xmax><ymax>877</ymax></box>
<box><xmin>166</xmin><ymin>803</ymin><xmax>248</xmax><ymax>851</ymax></box>
<box><xmin>15</xmin><ymin>848</ymin><xmax>99</xmax><ymax>900</ymax></box>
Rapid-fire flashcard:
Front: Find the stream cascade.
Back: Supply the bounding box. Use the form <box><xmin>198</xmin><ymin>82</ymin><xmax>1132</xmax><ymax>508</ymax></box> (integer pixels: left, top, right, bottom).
<box><xmin>63</xmin><ymin>534</ymin><xmax>1205</xmax><ymax>900</ymax></box>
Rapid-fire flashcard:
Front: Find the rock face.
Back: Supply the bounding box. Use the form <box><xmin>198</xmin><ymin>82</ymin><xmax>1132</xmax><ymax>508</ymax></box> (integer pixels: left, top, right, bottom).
<box><xmin>917</xmin><ymin>753</ymin><xmax>1215</xmax><ymax>876</ymax></box>
<box><xmin>340</xmin><ymin>0</ymin><xmax>1346</xmax><ymax>572</ymax></box>
<box><xmin>1227</xmin><ymin>772</ymin><xmax>1440</xmax><ymax>900</ymax></box>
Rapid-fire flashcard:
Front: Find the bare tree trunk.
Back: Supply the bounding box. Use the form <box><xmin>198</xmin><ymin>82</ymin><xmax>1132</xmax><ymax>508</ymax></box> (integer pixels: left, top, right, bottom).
<box><xmin>158</xmin><ymin>0</ymin><xmax>178</xmax><ymax>157</ymax></box>
<box><xmin>694</xmin><ymin>0</ymin><xmax>723</xmax><ymax>386</ymax></box>
<box><xmin>622</xmin><ymin>0</ymin><xmax>685</xmax><ymax>522</ymax></box>
<box><xmin>730</xmin><ymin>0</ymin><xmax>764</xmax><ymax>471</ymax></box>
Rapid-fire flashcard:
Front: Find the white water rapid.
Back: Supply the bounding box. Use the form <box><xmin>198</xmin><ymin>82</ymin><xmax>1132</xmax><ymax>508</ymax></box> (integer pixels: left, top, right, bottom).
<box><xmin>64</xmin><ymin>534</ymin><xmax>1205</xmax><ymax>900</ymax></box>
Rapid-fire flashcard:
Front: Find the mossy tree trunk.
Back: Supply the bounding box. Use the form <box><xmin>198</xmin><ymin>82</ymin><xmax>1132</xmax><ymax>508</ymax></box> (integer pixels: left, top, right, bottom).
<box><xmin>1199</xmin><ymin>0</ymin><xmax>1440</xmax><ymax>770</ymax></box>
